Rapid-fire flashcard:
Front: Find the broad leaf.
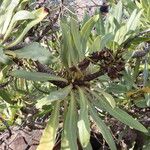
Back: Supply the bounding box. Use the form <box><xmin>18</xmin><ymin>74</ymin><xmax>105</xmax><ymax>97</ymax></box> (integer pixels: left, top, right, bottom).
<box><xmin>36</xmin><ymin>85</ymin><xmax>72</xmax><ymax>108</ymax></box>
<box><xmin>10</xmin><ymin>70</ymin><xmax>68</xmax><ymax>82</ymax></box>
<box><xmin>12</xmin><ymin>42</ymin><xmax>51</xmax><ymax>63</ymax></box>
<box><xmin>78</xmin><ymin>87</ymin><xmax>90</xmax><ymax>148</ymax></box>
<box><xmin>61</xmin><ymin>92</ymin><xmax>78</xmax><ymax>150</ymax></box>
<box><xmin>37</xmin><ymin>101</ymin><xmax>60</xmax><ymax>150</ymax></box>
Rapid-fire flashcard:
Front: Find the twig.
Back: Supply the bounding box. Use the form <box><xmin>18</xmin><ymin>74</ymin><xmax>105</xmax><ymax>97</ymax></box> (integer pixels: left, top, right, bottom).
<box><xmin>83</xmin><ymin>70</ymin><xmax>104</xmax><ymax>82</ymax></box>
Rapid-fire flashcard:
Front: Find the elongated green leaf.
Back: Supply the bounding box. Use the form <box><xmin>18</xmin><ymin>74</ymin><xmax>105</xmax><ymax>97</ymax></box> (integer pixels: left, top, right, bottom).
<box><xmin>78</xmin><ymin>87</ymin><xmax>90</xmax><ymax>148</ymax></box>
<box><xmin>95</xmin><ymin>12</ymin><xmax>105</xmax><ymax>35</ymax></box>
<box><xmin>81</xmin><ymin>15</ymin><xmax>99</xmax><ymax>40</ymax></box>
<box><xmin>88</xmin><ymin>102</ymin><xmax>117</xmax><ymax>150</ymax></box>
<box><xmin>60</xmin><ymin>21</ymin><xmax>70</xmax><ymax>67</ymax></box>
<box><xmin>113</xmin><ymin>1</ymin><xmax>123</xmax><ymax>23</ymax></box>
<box><xmin>127</xmin><ymin>9</ymin><xmax>142</xmax><ymax>32</ymax></box>
<box><xmin>129</xmin><ymin>10</ymin><xmax>142</xmax><ymax>31</ymax></box>
<box><xmin>61</xmin><ymin>19</ymin><xmax>79</xmax><ymax>67</ymax></box>
<box><xmin>80</xmin><ymin>15</ymin><xmax>99</xmax><ymax>51</ymax></box>
<box><xmin>89</xmin><ymin>90</ymin><xmax>148</xmax><ymax>133</ymax></box>
<box><xmin>10</xmin><ymin>70</ymin><xmax>68</xmax><ymax>82</ymax></box>
<box><xmin>6</xmin><ymin>7</ymin><xmax>48</xmax><ymax>48</ymax></box>
<box><xmin>36</xmin><ymin>85</ymin><xmax>72</xmax><ymax>108</ymax></box>
<box><xmin>11</xmin><ymin>42</ymin><xmax>51</xmax><ymax>63</ymax></box>
<box><xmin>111</xmin><ymin>107</ymin><xmax>148</xmax><ymax>132</ymax></box>
<box><xmin>70</xmin><ymin>18</ymin><xmax>84</xmax><ymax>60</ymax></box>
<box><xmin>68</xmin><ymin>31</ymin><xmax>79</xmax><ymax>66</ymax></box>
<box><xmin>4</xmin><ymin>10</ymin><xmax>35</xmax><ymax>40</ymax></box>
<box><xmin>13</xmin><ymin>10</ymin><xmax>34</xmax><ymax>20</ymax></box>
<box><xmin>37</xmin><ymin>101</ymin><xmax>60</xmax><ymax>150</ymax></box>
<box><xmin>61</xmin><ymin>92</ymin><xmax>78</xmax><ymax>150</ymax></box>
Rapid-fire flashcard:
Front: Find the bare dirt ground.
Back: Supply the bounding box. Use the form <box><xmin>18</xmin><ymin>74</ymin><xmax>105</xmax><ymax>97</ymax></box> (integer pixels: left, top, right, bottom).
<box><xmin>71</xmin><ymin>0</ymin><xmax>104</xmax><ymax>19</ymax></box>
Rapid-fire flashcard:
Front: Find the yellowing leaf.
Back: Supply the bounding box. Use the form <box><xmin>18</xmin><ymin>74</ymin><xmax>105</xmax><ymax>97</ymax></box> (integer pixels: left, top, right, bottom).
<box><xmin>142</xmin><ymin>87</ymin><xmax>150</xmax><ymax>93</ymax></box>
<box><xmin>6</xmin><ymin>7</ymin><xmax>48</xmax><ymax>48</ymax></box>
<box><xmin>37</xmin><ymin>101</ymin><xmax>60</xmax><ymax>150</ymax></box>
<box><xmin>127</xmin><ymin>87</ymin><xmax>150</xmax><ymax>98</ymax></box>
<box><xmin>4</xmin><ymin>10</ymin><xmax>35</xmax><ymax>41</ymax></box>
